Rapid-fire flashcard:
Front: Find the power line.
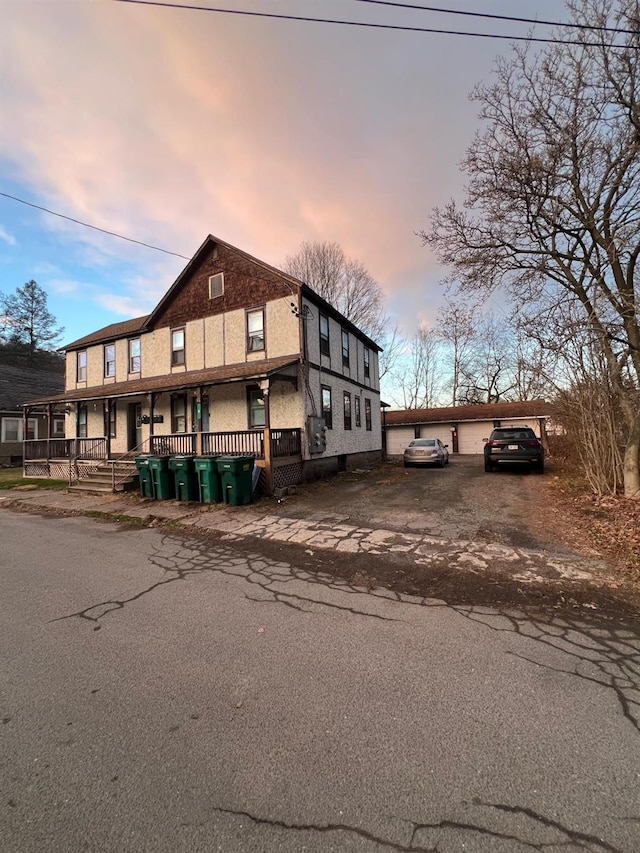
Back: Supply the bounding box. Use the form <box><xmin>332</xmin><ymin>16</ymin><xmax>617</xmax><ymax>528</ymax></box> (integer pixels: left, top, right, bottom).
<box><xmin>0</xmin><ymin>191</ymin><xmax>191</xmax><ymax>260</ymax></box>
<box><xmin>349</xmin><ymin>0</ymin><xmax>637</xmax><ymax>36</ymax></box>
<box><xmin>112</xmin><ymin>0</ymin><xmax>635</xmax><ymax>48</ymax></box>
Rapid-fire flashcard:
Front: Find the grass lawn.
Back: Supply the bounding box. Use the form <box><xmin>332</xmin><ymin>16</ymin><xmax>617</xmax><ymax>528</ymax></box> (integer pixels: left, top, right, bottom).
<box><xmin>0</xmin><ymin>468</ymin><xmax>69</xmax><ymax>491</ymax></box>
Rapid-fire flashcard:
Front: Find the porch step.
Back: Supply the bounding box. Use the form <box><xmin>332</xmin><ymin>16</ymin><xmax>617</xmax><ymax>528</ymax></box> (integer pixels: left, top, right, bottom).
<box><xmin>70</xmin><ymin>461</ymin><xmax>139</xmax><ymax>494</ymax></box>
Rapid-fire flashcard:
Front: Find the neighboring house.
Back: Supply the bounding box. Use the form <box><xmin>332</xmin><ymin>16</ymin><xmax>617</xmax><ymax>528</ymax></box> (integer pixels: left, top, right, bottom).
<box><xmin>0</xmin><ymin>362</ymin><xmax>65</xmax><ymax>466</ymax></box>
<box><xmin>24</xmin><ymin>234</ymin><xmax>383</xmax><ymax>491</ymax></box>
<box><xmin>383</xmin><ymin>401</ymin><xmax>553</xmax><ymax>456</ymax></box>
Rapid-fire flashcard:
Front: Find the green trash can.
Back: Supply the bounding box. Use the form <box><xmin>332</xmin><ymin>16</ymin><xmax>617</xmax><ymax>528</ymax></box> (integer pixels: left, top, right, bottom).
<box><xmin>194</xmin><ymin>457</ymin><xmax>222</xmax><ymax>504</ymax></box>
<box><xmin>216</xmin><ymin>455</ymin><xmax>254</xmax><ymax>506</ymax></box>
<box><xmin>134</xmin><ymin>455</ymin><xmax>155</xmax><ymax>499</ymax></box>
<box><xmin>148</xmin><ymin>455</ymin><xmax>174</xmax><ymax>500</ymax></box>
<box><xmin>169</xmin><ymin>455</ymin><xmax>198</xmax><ymax>502</ymax></box>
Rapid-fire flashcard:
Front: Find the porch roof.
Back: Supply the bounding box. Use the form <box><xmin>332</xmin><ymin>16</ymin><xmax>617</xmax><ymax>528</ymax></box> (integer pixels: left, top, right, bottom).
<box><xmin>24</xmin><ymin>355</ymin><xmax>301</xmax><ymax>406</ymax></box>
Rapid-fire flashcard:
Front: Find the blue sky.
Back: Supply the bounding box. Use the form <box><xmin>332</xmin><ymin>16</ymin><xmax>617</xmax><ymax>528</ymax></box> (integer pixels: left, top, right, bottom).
<box><xmin>1</xmin><ymin>0</ymin><xmax>564</xmax><ymax>351</ymax></box>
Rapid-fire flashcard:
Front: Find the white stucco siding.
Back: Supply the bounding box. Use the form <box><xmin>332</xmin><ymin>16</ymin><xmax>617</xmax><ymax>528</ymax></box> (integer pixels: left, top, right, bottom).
<box><xmin>203</xmin><ymin>315</ymin><xmax>224</xmax><ymax>367</ymax></box>
<box><xmin>386</xmin><ymin>427</ymin><xmax>416</xmax><ymax>456</ymax></box>
<box><xmin>115</xmin><ymin>339</ymin><xmax>129</xmax><ymax>383</ymax></box>
<box><xmin>306</xmin><ymin>367</ymin><xmax>381</xmax><ymax>458</ymax></box>
<box><xmin>186</xmin><ymin>319</ymin><xmax>205</xmax><ymax>372</ymax></box>
<box><xmin>224</xmin><ymin>310</ymin><xmax>246</xmax><ymax>364</ymax></box>
<box><xmin>142</xmin><ymin>329</ymin><xmax>170</xmax><ymax>378</ymax></box>
<box><xmin>85</xmin><ymin>344</ymin><xmax>103</xmax><ymax>387</ymax></box>
<box><xmin>65</xmin><ymin>355</ymin><xmax>75</xmax><ymax>391</ymax></box>
<box><xmin>265</xmin><ymin>300</ymin><xmax>300</xmax><ymax>359</ymax></box>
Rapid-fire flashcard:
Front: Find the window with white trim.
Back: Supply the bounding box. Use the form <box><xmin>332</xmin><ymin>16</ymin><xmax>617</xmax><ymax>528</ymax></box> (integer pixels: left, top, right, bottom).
<box><xmin>77</xmin><ymin>350</ymin><xmax>87</xmax><ymax>382</ymax></box>
<box><xmin>171</xmin><ymin>328</ymin><xmax>185</xmax><ymax>366</ymax></box>
<box><xmin>1</xmin><ymin>418</ymin><xmax>21</xmax><ymax>443</ymax></box>
<box><xmin>209</xmin><ymin>273</ymin><xmax>224</xmax><ymax>299</ymax></box>
<box><xmin>104</xmin><ymin>344</ymin><xmax>115</xmax><ymax>378</ymax></box>
<box><xmin>247</xmin><ymin>308</ymin><xmax>265</xmax><ymax>352</ymax></box>
<box><xmin>129</xmin><ymin>338</ymin><xmax>141</xmax><ymax>373</ymax></box>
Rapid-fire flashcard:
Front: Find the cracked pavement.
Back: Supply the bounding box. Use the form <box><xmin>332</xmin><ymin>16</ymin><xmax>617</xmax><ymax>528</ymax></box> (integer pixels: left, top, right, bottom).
<box><xmin>2</xmin><ymin>511</ymin><xmax>640</xmax><ymax>852</ymax></box>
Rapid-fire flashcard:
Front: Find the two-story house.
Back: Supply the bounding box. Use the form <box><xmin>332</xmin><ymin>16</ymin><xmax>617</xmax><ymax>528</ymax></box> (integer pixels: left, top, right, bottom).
<box><xmin>23</xmin><ymin>234</ymin><xmax>382</xmax><ymax>493</ymax></box>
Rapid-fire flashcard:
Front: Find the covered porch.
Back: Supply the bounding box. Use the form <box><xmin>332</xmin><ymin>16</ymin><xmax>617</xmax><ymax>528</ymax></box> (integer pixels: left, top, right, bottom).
<box><xmin>23</xmin><ymin>356</ymin><xmax>305</xmax><ymax>494</ymax></box>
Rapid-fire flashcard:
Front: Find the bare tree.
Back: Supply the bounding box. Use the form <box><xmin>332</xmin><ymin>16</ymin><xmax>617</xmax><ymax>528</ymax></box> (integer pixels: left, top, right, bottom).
<box><xmin>283</xmin><ymin>241</ymin><xmax>387</xmax><ymax>342</ymax></box>
<box><xmin>434</xmin><ymin>299</ymin><xmax>477</xmax><ymax>406</ymax></box>
<box><xmin>390</xmin><ymin>326</ymin><xmax>442</xmax><ymax>409</ymax></box>
<box><xmin>421</xmin><ymin>0</ymin><xmax>640</xmax><ymax>498</ymax></box>
<box><xmin>456</xmin><ymin>313</ymin><xmax>519</xmax><ymax>404</ymax></box>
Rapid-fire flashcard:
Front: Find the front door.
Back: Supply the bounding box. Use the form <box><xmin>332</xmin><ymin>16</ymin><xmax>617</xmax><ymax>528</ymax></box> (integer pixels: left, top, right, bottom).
<box><xmin>128</xmin><ymin>402</ymin><xmax>142</xmax><ymax>451</ymax></box>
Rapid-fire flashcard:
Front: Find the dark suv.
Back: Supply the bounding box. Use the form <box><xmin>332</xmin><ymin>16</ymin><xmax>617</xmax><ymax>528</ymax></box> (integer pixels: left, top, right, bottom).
<box><xmin>484</xmin><ymin>427</ymin><xmax>544</xmax><ymax>473</ymax></box>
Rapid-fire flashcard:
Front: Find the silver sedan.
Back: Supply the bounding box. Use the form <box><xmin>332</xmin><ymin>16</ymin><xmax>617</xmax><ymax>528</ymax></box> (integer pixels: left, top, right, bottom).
<box><xmin>403</xmin><ymin>438</ymin><xmax>450</xmax><ymax>468</ymax></box>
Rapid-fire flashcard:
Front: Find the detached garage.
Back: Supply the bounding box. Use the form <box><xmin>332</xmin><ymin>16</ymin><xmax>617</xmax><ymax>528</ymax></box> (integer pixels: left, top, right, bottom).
<box><xmin>383</xmin><ymin>401</ymin><xmax>552</xmax><ymax>457</ymax></box>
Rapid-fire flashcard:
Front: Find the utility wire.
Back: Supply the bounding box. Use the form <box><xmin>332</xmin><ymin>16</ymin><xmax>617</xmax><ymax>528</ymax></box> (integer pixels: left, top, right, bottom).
<box><xmin>113</xmin><ymin>0</ymin><xmax>635</xmax><ymax>48</ymax></box>
<box><xmin>349</xmin><ymin>0</ymin><xmax>637</xmax><ymax>37</ymax></box>
<box><xmin>0</xmin><ymin>191</ymin><xmax>191</xmax><ymax>260</ymax></box>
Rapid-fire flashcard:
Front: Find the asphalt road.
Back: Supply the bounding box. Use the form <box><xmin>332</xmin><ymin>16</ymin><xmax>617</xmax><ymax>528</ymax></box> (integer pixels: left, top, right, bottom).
<box><xmin>2</xmin><ymin>511</ymin><xmax>640</xmax><ymax>852</ymax></box>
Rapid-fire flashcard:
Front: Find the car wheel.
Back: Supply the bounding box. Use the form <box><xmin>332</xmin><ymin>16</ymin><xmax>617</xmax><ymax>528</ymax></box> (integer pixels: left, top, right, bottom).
<box><xmin>404</xmin><ymin>461</ymin><xmax>410</xmax><ymax>468</ymax></box>
<box><xmin>535</xmin><ymin>460</ymin><xmax>545</xmax><ymax>474</ymax></box>
<box><xmin>438</xmin><ymin>458</ymin><xmax>445</xmax><ymax>468</ymax></box>
<box><xmin>484</xmin><ymin>459</ymin><xmax>493</xmax><ymax>473</ymax></box>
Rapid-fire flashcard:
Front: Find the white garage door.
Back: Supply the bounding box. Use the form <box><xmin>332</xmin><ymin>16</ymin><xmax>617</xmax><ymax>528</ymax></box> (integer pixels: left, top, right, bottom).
<box><xmin>419</xmin><ymin>424</ymin><xmax>455</xmax><ymax>448</ymax></box>
<box><xmin>458</xmin><ymin>421</ymin><xmax>493</xmax><ymax>455</ymax></box>
<box><xmin>386</xmin><ymin>426</ymin><xmax>416</xmax><ymax>456</ymax></box>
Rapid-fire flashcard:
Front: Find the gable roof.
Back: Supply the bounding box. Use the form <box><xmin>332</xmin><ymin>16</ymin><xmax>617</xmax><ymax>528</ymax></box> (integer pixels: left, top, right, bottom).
<box><xmin>61</xmin><ymin>234</ymin><xmax>383</xmax><ymax>353</ymax></box>
<box><xmin>384</xmin><ymin>400</ymin><xmax>553</xmax><ymax>426</ymax></box>
<box><xmin>62</xmin><ymin>316</ymin><xmax>149</xmax><ymax>352</ymax></box>
<box><xmin>0</xmin><ymin>363</ymin><xmax>65</xmax><ymax>411</ymax></box>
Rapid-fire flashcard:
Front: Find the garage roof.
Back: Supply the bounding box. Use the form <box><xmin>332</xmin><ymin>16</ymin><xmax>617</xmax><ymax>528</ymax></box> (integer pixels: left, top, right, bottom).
<box><xmin>384</xmin><ymin>401</ymin><xmax>553</xmax><ymax>426</ymax></box>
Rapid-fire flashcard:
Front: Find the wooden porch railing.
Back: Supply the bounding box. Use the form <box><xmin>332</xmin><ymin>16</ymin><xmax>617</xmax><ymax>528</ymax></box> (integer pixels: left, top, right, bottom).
<box><xmin>270</xmin><ymin>428</ymin><xmax>301</xmax><ymax>458</ymax></box>
<box><xmin>202</xmin><ymin>430</ymin><xmax>264</xmax><ymax>457</ymax></box>
<box><xmin>23</xmin><ymin>437</ymin><xmax>108</xmax><ymax>461</ymax></box>
<box><xmin>25</xmin><ymin>428</ymin><xmax>302</xmax><ymax>463</ymax></box>
<box><xmin>150</xmin><ymin>433</ymin><xmax>196</xmax><ymax>455</ymax></box>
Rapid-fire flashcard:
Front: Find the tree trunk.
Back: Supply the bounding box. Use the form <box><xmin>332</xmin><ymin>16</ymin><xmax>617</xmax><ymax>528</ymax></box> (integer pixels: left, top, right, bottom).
<box><xmin>623</xmin><ymin>415</ymin><xmax>640</xmax><ymax>499</ymax></box>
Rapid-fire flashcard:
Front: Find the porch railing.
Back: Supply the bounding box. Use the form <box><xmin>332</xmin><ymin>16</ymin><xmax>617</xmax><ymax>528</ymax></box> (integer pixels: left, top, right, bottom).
<box><xmin>24</xmin><ymin>437</ymin><xmax>108</xmax><ymax>461</ymax></box>
<box><xmin>25</xmin><ymin>428</ymin><xmax>302</xmax><ymax>464</ymax></box>
<box><xmin>150</xmin><ymin>433</ymin><xmax>197</xmax><ymax>455</ymax></box>
<box><xmin>270</xmin><ymin>428</ymin><xmax>301</xmax><ymax>458</ymax></box>
<box><xmin>202</xmin><ymin>430</ymin><xmax>264</xmax><ymax>457</ymax></box>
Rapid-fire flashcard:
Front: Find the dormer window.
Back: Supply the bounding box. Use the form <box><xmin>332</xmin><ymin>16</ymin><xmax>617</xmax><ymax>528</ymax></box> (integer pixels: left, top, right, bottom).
<box><xmin>209</xmin><ymin>273</ymin><xmax>224</xmax><ymax>299</ymax></box>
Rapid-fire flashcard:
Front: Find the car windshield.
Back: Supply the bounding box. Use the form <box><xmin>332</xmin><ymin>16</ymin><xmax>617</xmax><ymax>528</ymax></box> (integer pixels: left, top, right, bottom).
<box><xmin>409</xmin><ymin>440</ymin><xmax>436</xmax><ymax>447</ymax></box>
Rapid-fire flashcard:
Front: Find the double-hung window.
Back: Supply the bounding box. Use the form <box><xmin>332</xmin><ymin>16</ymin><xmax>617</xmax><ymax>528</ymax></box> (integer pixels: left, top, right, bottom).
<box><xmin>247</xmin><ymin>308</ymin><xmax>265</xmax><ymax>352</ymax></box>
<box><xmin>77</xmin><ymin>351</ymin><xmax>87</xmax><ymax>382</ymax></box>
<box><xmin>104</xmin><ymin>344</ymin><xmax>115</xmax><ymax>378</ymax></box>
<box><xmin>320</xmin><ymin>314</ymin><xmax>330</xmax><ymax>357</ymax></box>
<box><xmin>171</xmin><ymin>328</ymin><xmax>185</xmax><ymax>366</ymax></box>
<box><xmin>364</xmin><ymin>348</ymin><xmax>370</xmax><ymax>379</ymax></box>
<box><xmin>108</xmin><ymin>402</ymin><xmax>117</xmax><ymax>438</ymax></box>
<box><xmin>341</xmin><ymin>330</ymin><xmax>350</xmax><ymax>368</ymax></box>
<box><xmin>355</xmin><ymin>396</ymin><xmax>361</xmax><ymax>428</ymax></box>
<box><xmin>1</xmin><ymin>418</ymin><xmax>21</xmax><ymax>443</ymax></box>
<box><xmin>247</xmin><ymin>387</ymin><xmax>265</xmax><ymax>428</ymax></box>
<box><xmin>365</xmin><ymin>398</ymin><xmax>372</xmax><ymax>431</ymax></box>
<box><xmin>129</xmin><ymin>338</ymin><xmax>141</xmax><ymax>373</ymax></box>
<box><xmin>343</xmin><ymin>391</ymin><xmax>352</xmax><ymax>430</ymax></box>
<box><xmin>321</xmin><ymin>385</ymin><xmax>332</xmax><ymax>429</ymax></box>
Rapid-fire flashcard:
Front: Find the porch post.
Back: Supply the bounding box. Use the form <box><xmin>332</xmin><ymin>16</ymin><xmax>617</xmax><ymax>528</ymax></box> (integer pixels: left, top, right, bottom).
<box><xmin>260</xmin><ymin>379</ymin><xmax>273</xmax><ymax>495</ymax></box>
<box><xmin>103</xmin><ymin>400</ymin><xmax>112</xmax><ymax>459</ymax></box>
<box><xmin>195</xmin><ymin>386</ymin><xmax>203</xmax><ymax>456</ymax></box>
<box><xmin>47</xmin><ymin>402</ymin><xmax>53</xmax><ymax>459</ymax></box>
